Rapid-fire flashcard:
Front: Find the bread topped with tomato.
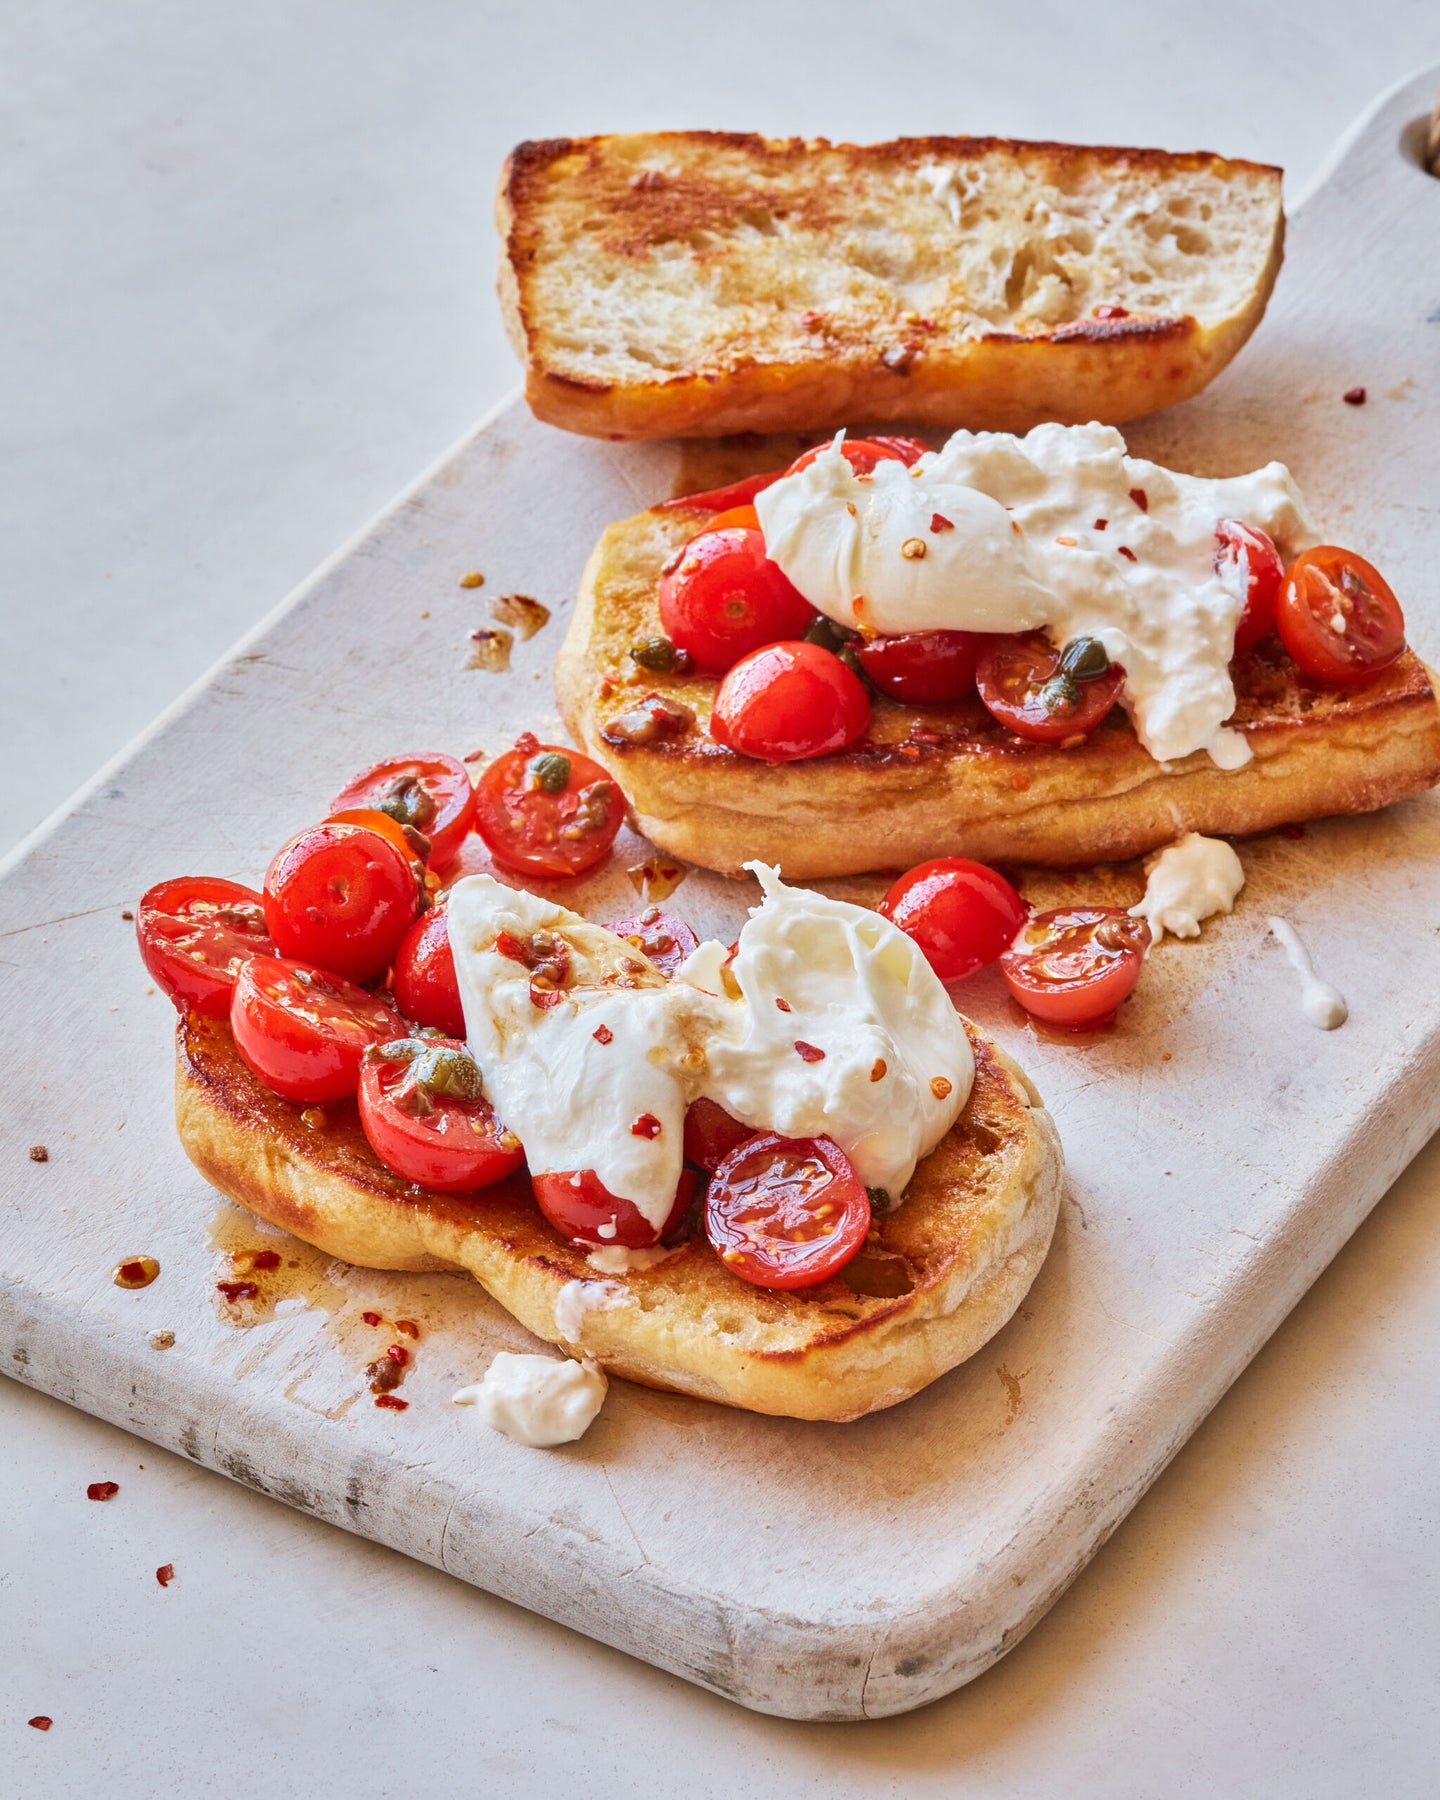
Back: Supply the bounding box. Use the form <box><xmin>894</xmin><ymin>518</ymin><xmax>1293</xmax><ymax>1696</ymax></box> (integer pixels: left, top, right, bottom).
<box><xmin>554</xmin><ymin>429</ymin><xmax>1440</xmax><ymax>879</ymax></box>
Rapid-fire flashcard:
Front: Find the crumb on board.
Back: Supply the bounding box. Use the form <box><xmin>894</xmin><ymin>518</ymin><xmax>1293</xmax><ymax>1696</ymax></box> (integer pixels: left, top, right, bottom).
<box><xmin>458</xmin><ymin>571</ymin><xmax>485</xmax><ymax>589</ymax></box>
<box><xmin>148</xmin><ymin>1329</ymin><xmax>175</xmax><ymax>1350</ymax></box>
<box><xmin>156</xmin><ymin>1563</ymin><xmax>175</xmax><ymax>1587</ymax></box>
<box><xmin>489</xmin><ymin>593</ymin><xmax>551</xmax><ymax>640</ymax></box>
<box><xmin>28</xmin><ymin>1145</ymin><xmax>48</xmax><ymax>1163</ymax></box>
<box><xmin>466</xmin><ymin>627</ymin><xmax>513</xmax><ymax>672</ymax></box>
<box><xmin>121</xmin><ymin>909</ymin><xmax>133</xmax><ymax>920</ymax></box>
<box><xmin>1343</xmin><ymin>385</ymin><xmax>1367</xmax><ymax>405</ymax></box>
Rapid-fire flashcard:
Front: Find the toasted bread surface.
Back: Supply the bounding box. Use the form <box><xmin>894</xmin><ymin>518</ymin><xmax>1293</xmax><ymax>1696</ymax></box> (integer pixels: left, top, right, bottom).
<box><xmin>553</xmin><ymin>505</ymin><xmax>1440</xmax><ymax>878</ymax></box>
<box><xmin>497</xmin><ymin>132</ymin><xmax>1283</xmax><ymax>440</ymax></box>
<box><xmin>175</xmin><ymin>1015</ymin><xmax>1062</xmax><ymax>1423</ymax></box>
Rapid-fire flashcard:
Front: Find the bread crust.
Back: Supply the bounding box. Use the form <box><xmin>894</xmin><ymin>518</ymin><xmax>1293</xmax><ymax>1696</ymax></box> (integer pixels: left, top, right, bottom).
<box><xmin>175</xmin><ymin>1015</ymin><xmax>1063</xmax><ymax>1423</ymax></box>
<box><xmin>554</xmin><ymin>505</ymin><xmax>1440</xmax><ymax>878</ymax></box>
<box><xmin>497</xmin><ymin>131</ymin><xmax>1284</xmax><ymax>440</ymax></box>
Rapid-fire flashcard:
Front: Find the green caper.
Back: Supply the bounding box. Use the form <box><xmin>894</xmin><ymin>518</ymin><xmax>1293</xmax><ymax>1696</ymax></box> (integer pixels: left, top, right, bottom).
<box><xmin>629</xmin><ymin>635</ymin><xmax>677</xmax><ymax>673</ymax></box>
<box><xmin>1058</xmin><ymin>635</ymin><xmax>1111</xmax><ymax>681</ymax></box>
<box><xmin>411</xmin><ymin>1045</ymin><xmax>484</xmax><ymax>1101</ymax></box>
<box><xmin>804</xmin><ymin>615</ymin><xmax>843</xmax><ymax>651</ymax></box>
<box><xmin>526</xmin><ymin>751</ymin><xmax>571</xmax><ymax>794</ymax></box>
<box><xmin>1038</xmin><ymin>673</ymin><xmax>1081</xmax><ymax>715</ymax></box>
<box><xmin>836</xmin><ymin>644</ymin><xmax>866</xmax><ymax>679</ymax></box>
<box><xmin>866</xmin><ymin>1185</ymin><xmax>896</xmax><ymax>1215</ymax></box>
<box><xmin>375</xmin><ymin>776</ymin><xmax>438</xmax><ymax>830</ymax></box>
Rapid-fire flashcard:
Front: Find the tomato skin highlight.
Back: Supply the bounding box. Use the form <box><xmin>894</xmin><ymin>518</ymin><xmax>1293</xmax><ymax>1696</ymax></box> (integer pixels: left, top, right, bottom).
<box><xmin>392</xmin><ymin>904</ymin><xmax>466</xmax><ymax>1037</ymax></box>
<box><xmin>606</xmin><ymin>909</ymin><xmax>700</xmax><ymax>979</ymax></box>
<box><xmin>330</xmin><ymin>753</ymin><xmax>476</xmax><ymax>868</ymax></box>
<box><xmin>711</xmin><ymin>641</ymin><xmax>871</xmax><ymax>762</ymax></box>
<box><xmin>473</xmin><ymin>735</ymin><xmax>623</xmax><ymax>881</ymax></box>
<box><xmin>262</xmin><ymin>822</ymin><xmax>419</xmax><ymax>986</ymax></box>
<box><xmin>1276</xmin><ymin>546</ymin><xmax>1406</xmax><ymax>687</ymax></box>
<box><xmin>1000</xmin><ymin>907</ymin><xmax>1150</xmax><ymax>1030</ymax></box>
<box><xmin>532</xmin><ymin>1166</ymin><xmax>695</xmax><ymax>1249</ymax></box>
<box><xmin>230</xmin><ymin>955</ymin><xmax>403</xmax><ymax>1104</ymax></box>
<box><xmin>855</xmin><ymin>630</ymin><xmax>981</xmax><ymax>705</ymax></box>
<box><xmin>704</xmin><ymin>1133</ymin><xmax>870</xmax><ymax>1290</ymax></box>
<box><xmin>1215</xmin><ymin>519</ymin><xmax>1284</xmax><ymax>654</ymax></box>
<box><xmin>659</xmin><ymin>527</ymin><xmax>814</xmax><ymax>675</ymax></box>
<box><xmin>682</xmin><ymin>1096</ymin><xmax>757</xmax><ymax>1173</ymax></box>
<box><xmin>137</xmin><ymin>877</ymin><xmax>275</xmax><ymax>1016</ymax></box>
<box><xmin>880</xmin><ymin>859</ymin><xmax>1028</xmax><ymax>982</ymax></box>
<box><xmin>358</xmin><ymin>1040</ymin><xmax>523</xmax><ymax>1193</ymax></box>
<box><xmin>975</xmin><ymin>633</ymin><xmax>1125</xmax><ymax>742</ymax></box>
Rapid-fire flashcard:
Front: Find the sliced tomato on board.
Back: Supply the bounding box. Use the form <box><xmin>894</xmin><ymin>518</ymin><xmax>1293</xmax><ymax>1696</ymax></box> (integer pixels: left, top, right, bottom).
<box><xmin>880</xmin><ymin>858</ymin><xmax>1028</xmax><ymax>982</ymax></box>
<box><xmin>532</xmin><ymin>1166</ymin><xmax>696</xmax><ymax>1249</ymax></box>
<box><xmin>659</xmin><ymin>527</ymin><xmax>814</xmax><ymax>675</ymax></box>
<box><xmin>854</xmin><ymin>630</ymin><xmax>982</xmax><ymax>706</ymax></box>
<box><xmin>329</xmin><ymin>753</ymin><xmax>476</xmax><ymax>868</ymax></box>
<box><xmin>1000</xmin><ymin>907</ymin><xmax>1150</xmax><ymax>1030</ymax></box>
<box><xmin>473</xmin><ymin>735</ymin><xmax>623</xmax><ymax>882</ymax></box>
<box><xmin>606</xmin><ymin>909</ymin><xmax>700</xmax><ymax>979</ymax></box>
<box><xmin>1214</xmin><ymin>519</ymin><xmax>1285</xmax><ymax>655</ymax></box>
<box><xmin>262</xmin><ymin>822</ymin><xmax>419</xmax><ymax>985</ymax></box>
<box><xmin>136</xmin><ymin>877</ymin><xmax>276</xmax><ymax>1016</ymax></box>
<box><xmin>711</xmin><ymin>640</ymin><xmax>871</xmax><ymax>762</ymax></box>
<box><xmin>392</xmin><ymin>904</ymin><xmax>466</xmax><ymax>1037</ymax></box>
<box><xmin>358</xmin><ymin>1036</ymin><xmax>523</xmax><ymax>1193</ymax></box>
<box><xmin>230</xmin><ymin>955</ymin><xmax>403</xmax><ymax>1104</ymax></box>
<box><xmin>682</xmin><ymin>1096</ymin><xmax>757</xmax><ymax>1173</ymax></box>
<box><xmin>704</xmin><ymin>1132</ymin><xmax>871</xmax><ymax>1290</ymax></box>
<box><xmin>1276</xmin><ymin>545</ymin><xmax>1405</xmax><ymax>686</ymax></box>
<box><xmin>975</xmin><ymin>633</ymin><xmax>1125</xmax><ymax>743</ymax></box>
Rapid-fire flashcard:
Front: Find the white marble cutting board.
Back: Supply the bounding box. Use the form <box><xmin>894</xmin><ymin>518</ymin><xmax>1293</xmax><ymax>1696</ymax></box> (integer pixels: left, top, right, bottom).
<box><xmin>3</xmin><ymin>72</ymin><xmax>1439</xmax><ymax>1722</ymax></box>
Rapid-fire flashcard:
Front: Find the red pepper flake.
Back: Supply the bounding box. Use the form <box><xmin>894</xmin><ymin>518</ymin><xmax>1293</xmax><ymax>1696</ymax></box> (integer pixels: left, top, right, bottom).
<box><xmin>1095</xmin><ymin>304</ymin><xmax>1130</xmax><ymax>320</ymax></box>
<box><xmin>592</xmin><ymin>1023</ymin><xmax>614</xmax><ymax>1045</ymax></box>
<box><xmin>1093</xmin><ymin>518</ymin><xmax>1108</xmax><ymax>530</ymax></box>
<box><xmin>28</xmin><ymin>1716</ymin><xmax>52</xmax><ymax>1731</ymax></box>
<box><xmin>113</xmin><ymin>1255</ymin><xmax>159</xmax><ymax>1289</ymax></box>
<box><xmin>362</xmin><ymin>1310</ymin><xmax>382</xmax><ymax>1326</ymax></box>
<box><xmin>394</xmin><ymin>1318</ymin><xmax>420</xmax><ymax>1339</ymax></box>
<box><xmin>1343</xmin><ymin>386</ymin><xmax>1366</xmax><ymax>405</ymax></box>
<box><xmin>246</xmin><ymin>1248</ymin><xmax>282</xmax><ymax>1271</ymax></box>
<box><xmin>28</xmin><ymin>1144</ymin><xmax>49</xmax><ymax>1163</ymax></box>
<box><xmin>385</xmin><ymin>1343</ymin><xmax>409</xmax><ymax>1367</ymax></box>
<box><xmin>155</xmin><ymin>1563</ymin><xmax>175</xmax><ymax>1588</ymax></box>
<box><xmin>929</xmin><ymin>512</ymin><xmax>954</xmax><ymax>533</ymax></box>
<box><xmin>216</xmin><ymin>1280</ymin><xmax>258</xmax><ymax>1302</ymax></box>
<box><xmin>375</xmin><ymin>1394</ymin><xmax>409</xmax><ymax>1411</ymax></box>
<box><xmin>774</xmin><ymin>997</ymin><xmax>792</xmax><ymax>1012</ymax></box>
<box><xmin>630</xmin><ymin>1113</ymin><xmax>662</xmax><ymax>1139</ymax></box>
<box><xmin>1117</xmin><ymin>546</ymin><xmax>1137</xmax><ymax>562</ymax></box>
<box><xmin>1128</xmin><ymin>487</ymin><xmax>1149</xmax><ymax>512</ymax></box>
<box><xmin>87</xmin><ymin>1481</ymin><xmax>119</xmax><ymax>1501</ymax></box>
<box><xmin>120</xmin><ymin>909</ymin><xmax>134</xmax><ymax>921</ymax></box>
<box><xmin>494</xmin><ymin>930</ymin><xmax>529</xmax><ymax>964</ymax></box>
<box><xmin>794</xmin><ymin>1041</ymin><xmax>826</xmax><ymax>1063</ymax></box>
<box><xmin>462</xmin><ymin>747</ymin><xmax>487</xmax><ymax>763</ymax></box>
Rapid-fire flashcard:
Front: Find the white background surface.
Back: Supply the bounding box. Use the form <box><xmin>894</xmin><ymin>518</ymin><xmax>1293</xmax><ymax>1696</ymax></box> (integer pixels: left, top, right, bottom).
<box><xmin>4</xmin><ymin>4</ymin><xmax>1440</xmax><ymax>1794</ymax></box>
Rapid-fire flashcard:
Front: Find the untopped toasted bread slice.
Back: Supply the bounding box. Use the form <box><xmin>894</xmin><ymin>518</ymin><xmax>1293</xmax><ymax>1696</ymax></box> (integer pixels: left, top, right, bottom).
<box><xmin>175</xmin><ymin>1013</ymin><xmax>1061</xmax><ymax>1423</ymax></box>
<box><xmin>553</xmin><ymin>502</ymin><xmax>1440</xmax><ymax>879</ymax></box>
<box><xmin>497</xmin><ymin>132</ymin><xmax>1284</xmax><ymax>440</ymax></box>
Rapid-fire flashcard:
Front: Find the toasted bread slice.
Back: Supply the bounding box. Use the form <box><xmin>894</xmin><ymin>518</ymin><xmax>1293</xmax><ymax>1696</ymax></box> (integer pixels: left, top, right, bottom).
<box><xmin>554</xmin><ymin>503</ymin><xmax>1440</xmax><ymax>878</ymax></box>
<box><xmin>497</xmin><ymin>132</ymin><xmax>1283</xmax><ymax>440</ymax></box>
<box><xmin>175</xmin><ymin>1014</ymin><xmax>1062</xmax><ymax>1423</ymax></box>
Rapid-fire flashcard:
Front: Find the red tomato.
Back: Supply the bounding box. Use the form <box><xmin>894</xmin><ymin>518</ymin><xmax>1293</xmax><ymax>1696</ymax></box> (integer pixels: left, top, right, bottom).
<box><xmin>136</xmin><ymin>877</ymin><xmax>275</xmax><ymax>1016</ymax></box>
<box><xmin>682</xmin><ymin>1097</ymin><xmax>756</xmax><ymax>1173</ymax></box>
<box><xmin>1276</xmin><ymin>546</ymin><xmax>1406</xmax><ymax>686</ymax></box>
<box><xmin>358</xmin><ymin>1037</ymin><xmax>523</xmax><ymax>1193</ymax></box>
<box><xmin>880</xmin><ymin>858</ymin><xmax>1028</xmax><ymax>982</ymax></box>
<box><xmin>263</xmin><ymin>822</ymin><xmax>419</xmax><ymax>985</ymax></box>
<box><xmin>473</xmin><ymin>735</ymin><xmax>623</xmax><ymax>881</ymax></box>
<box><xmin>329</xmin><ymin>753</ymin><xmax>476</xmax><ymax>868</ymax></box>
<box><xmin>975</xmin><ymin>633</ymin><xmax>1125</xmax><ymax>742</ymax></box>
<box><xmin>392</xmin><ymin>904</ymin><xmax>465</xmax><ymax>1037</ymax></box>
<box><xmin>784</xmin><ymin>436</ymin><xmax>927</xmax><ymax>477</ymax></box>
<box><xmin>711</xmin><ymin>641</ymin><xmax>871</xmax><ymax>762</ymax></box>
<box><xmin>702</xmin><ymin>504</ymin><xmax>761</xmax><ymax>533</ymax></box>
<box><xmin>606</xmin><ymin>909</ymin><xmax>700</xmax><ymax>978</ymax></box>
<box><xmin>230</xmin><ymin>955</ymin><xmax>403</xmax><ymax>1103</ymax></box>
<box><xmin>1000</xmin><ymin>907</ymin><xmax>1150</xmax><ymax>1030</ymax></box>
<box><xmin>325</xmin><ymin>808</ymin><xmax>424</xmax><ymax>867</ymax></box>
<box><xmin>855</xmin><ymin>630</ymin><xmax>981</xmax><ymax>705</ymax></box>
<box><xmin>659</xmin><ymin>528</ymin><xmax>814</xmax><ymax>674</ymax></box>
<box><xmin>704</xmin><ymin>1133</ymin><xmax>870</xmax><ymax>1290</ymax></box>
<box><xmin>656</xmin><ymin>469</ymin><xmax>784</xmax><ymax>514</ymax></box>
<box><xmin>531</xmin><ymin>1167</ymin><xmax>695</xmax><ymax>1249</ymax></box>
<box><xmin>1215</xmin><ymin>520</ymin><xmax>1285</xmax><ymax>654</ymax></box>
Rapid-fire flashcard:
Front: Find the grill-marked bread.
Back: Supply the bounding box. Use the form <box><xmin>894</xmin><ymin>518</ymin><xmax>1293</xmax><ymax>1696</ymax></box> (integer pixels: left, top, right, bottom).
<box><xmin>497</xmin><ymin>132</ymin><xmax>1284</xmax><ymax>440</ymax></box>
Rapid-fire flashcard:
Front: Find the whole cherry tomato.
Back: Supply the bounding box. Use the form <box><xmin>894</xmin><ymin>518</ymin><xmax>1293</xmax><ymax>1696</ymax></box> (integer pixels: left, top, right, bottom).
<box><xmin>357</xmin><ymin>1036</ymin><xmax>523</xmax><ymax>1192</ymax></box>
<box><xmin>531</xmin><ymin>1166</ymin><xmax>695</xmax><ymax>1249</ymax></box>
<box><xmin>606</xmin><ymin>909</ymin><xmax>700</xmax><ymax>979</ymax></box>
<box><xmin>1000</xmin><ymin>907</ymin><xmax>1150</xmax><ymax>1029</ymax></box>
<box><xmin>659</xmin><ymin>528</ymin><xmax>814</xmax><ymax>675</ymax></box>
<box><xmin>473</xmin><ymin>735</ymin><xmax>622</xmax><ymax>882</ymax></box>
<box><xmin>230</xmin><ymin>955</ymin><xmax>403</xmax><ymax>1104</ymax></box>
<box><xmin>711</xmin><ymin>641</ymin><xmax>870</xmax><ymax>762</ymax></box>
<box><xmin>855</xmin><ymin>630</ymin><xmax>981</xmax><ymax>706</ymax></box>
<box><xmin>1276</xmin><ymin>546</ymin><xmax>1405</xmax><ymax>686</ymax></box>
<box><xmin>136</xmin><ymin>877</ymin><xmax>275</xmax><ymax>1016</ymax></box>
<box><xmin>392</xmin><ymin>904</ymin><xmax>465</xmax><ymax>1037</ymax></box>
<box><xmin>329</xmin><ymin>753</ymin><xmax>476</xmax><ymax>868</ymax></box>
<box><xmin>975</xmin><ymin>633</ymin><xmax>1125</xmax><ymax>742</ymax></box>
<box><xmin>263</xmin><ymin>822</ymin><xmax>419</xmax><ymax>985</ymax></box>
<box><xmin>682</xmin><ymin>1097</ymin><xmax>756</xmax><ymax>1173</ymax></box>
<box><xmin>704</xmin><ymin>1132</ymin><xmax>870</xmax><ymax>1290</ymax></box>
<box><xmin>880</xmin><ymin>858</ymin><xmax>1028</xmax><ymax>981</ymax></box>
<box><xmin>1215</xmin><ymin>519</ymin><xmax>1285</xmax><ymax>654</ymax></box>
<box><xmin>784</xmin><ymin>436</ymin><xmax>927</xmax><ymax>477</ymax></box>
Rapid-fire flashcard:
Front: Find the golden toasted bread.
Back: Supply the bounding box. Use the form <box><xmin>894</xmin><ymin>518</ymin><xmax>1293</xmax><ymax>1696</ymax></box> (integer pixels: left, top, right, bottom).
<box><xmin>175</xmin><ymin>1014</ymin><xmax>1062</xmax><ymax>1423</ymax></box>
<box><xmin>497</xmin><ymin>132</ymin><xmax>1283</xmax><ymax>440</ymax></box>
<box><xmin>553</xmin><ymin>503</ymin><xmax>1440</xmax><ymax>878</ymax></box>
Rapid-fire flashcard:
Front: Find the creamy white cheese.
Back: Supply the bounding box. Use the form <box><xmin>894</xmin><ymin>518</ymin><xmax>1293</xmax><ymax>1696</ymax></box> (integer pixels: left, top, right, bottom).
<box><xmin>453</xmin><ymin>1352</ymin><xmax>607</xmax><ymax>1447</ymax></box>
<box><xmin>754</xmin><ymin>423</ymin><xmax>1318</xmax><ymax>768</ymax></box>
<box><xmin>1129</xmin><ymin>834</ymin><xmax>1245</xmax><ymax>944</ymax></box>
<box><xmin>553</xmin><ymin>1278</ymin><xmax>622</xmax><ymax>1344</ymax></box>
<box><xmin>1268</xmin><ymin>916</ymin><xmax>1349</xmax><ymax>1030</ymax></box>
<box><xmin>446</xmin><ymin>866</ymin><xmax>973</xmax><ymax>1236</ymax></box>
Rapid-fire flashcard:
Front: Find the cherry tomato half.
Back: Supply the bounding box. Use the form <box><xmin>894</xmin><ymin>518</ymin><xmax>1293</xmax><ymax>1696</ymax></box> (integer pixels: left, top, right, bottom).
<box><xmin>784</xmin><ymin>436</ymin><xmax>927</xmax><ymax>477</ymax></box>
<box><xmin>975</xmin><ymin>633</ymin><xmax>1125</xmax><ymax>743</ymax></box>
<box><xmin>358</xmin><ymin>1037</ymin><xmax>523</xmax><ymax>1192</ymax></box>
<box><xmin>473</xmin><ymin>735</ymin><xmax>623</xmax><ymax>882</ymax></box>
<box><xmin>1215</xmin><ymin>519</ymin><xmax>1284</xmax><ymax>654</ymax></box>
<box><xmin>1276</xmin><ymin>546</ymin><xmax>1406</xmax><ymax>687</ymax></box>
<box><xmin>659</xmin><ymin>528</ymin><xmax>814</xmax><ymax>675</ymax></box>
<box><xmin>230</xmin><ymin>955</ymin><xmax>403</xmax><ymax>1104</ymax></box>
<box><xmin>263</xmin><ymin>822</ymin><xmax>419</xmax><ymax>986</ymax></box>
<box><xmin>704</xmin><ymin>1132</ymin><xmax>870</xmax><ymax>1290</ymax></box>
<box><xmin>855</xmin><ymin>630</ymin><xmax>981</xmax><ymax>706</ymax></box>
<box><xmin>392</xmin><ymin>904</ymin><xmax>465</xmax><ymax>1037</ymax></box>
<box><xmin>532</xmin><ymin>1166</ymin><xmax>695</xmax><ymax>1249</ymax></box>
<box><xmin>1000</xmin><ymin>907</ymin><xmax>1150</xmax><ymax>1030</ymax></box>
<box><xmin>711</xmin><ymin>641</ymin><xmax>871</xmax><ymax>762</ymax></box>
<box><xmin>880</xmin><ymin>858</ymin><xmax>1028</xmax><ymax>982</ymax></box>
<box><xmin>329</xmin><ymin>753</ymin><xmax>476</xmax><ymax>868</ymax></box>
<box><xmin>682</xmin><ymin>1097</ymin><xmax>756</xmax><ymax>1173</ymax></box>
<box><xmin>606</xmin><ymin>909</ymin><xmax>700</xmax><ymax>979</ymax></box>
<box><xmin>702</xmin><ymin>504</ymin><xmax>761</xmax><ymax>533</ymax></box>
<box><xmin>136</xmin><ymin>877</ymin><xmax>275</xmax><ymax>1016</ymax></box>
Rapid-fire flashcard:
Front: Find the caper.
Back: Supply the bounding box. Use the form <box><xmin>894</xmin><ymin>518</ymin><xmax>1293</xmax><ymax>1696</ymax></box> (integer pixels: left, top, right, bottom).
<box><xmin>629</xmin><ymin>635</ymin><xmax>677</xmax><ymax>673</ymax></box>
<box><xmin>374</xmin><ymin>1037</ymin><xmax>424</xmax><ymax>1063</ymax></box>
<box><xmin>1038</xmin><ymin>673</ymin><xmax>1081</xmax><ymax>715</ymax></box>
<box><xmin>375</xmin><ymin>776</ymin><xmax>438</xmax><ymax>830</ymax></box>
<box><xmin>1058</xmin><ymin>635</ymin><xmax>1110</xmax><ymax>681</ymax></box>
<box><xmin>804</xmin><ymin>615</ymin><xmax>843</xmax><ymax>651</ymax></box>
<box><xmin>526</xmin><ymin>751</ymin><xmax>571</xmax><ymax>794</ymax></box>
<box><xmin>866</xmin><ymin>1185</ymin><xmax>896</xmax><ymax>1215</ymax></box>
<box><xmin>411</xmin><ymin>1045</ymin><xmax>484</xmax><ymax>1100</ymax></box>
<box><xmin>836</xmin><ymin>644</ymin><xmax>867</xmax><ymax>679</ymax></box>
